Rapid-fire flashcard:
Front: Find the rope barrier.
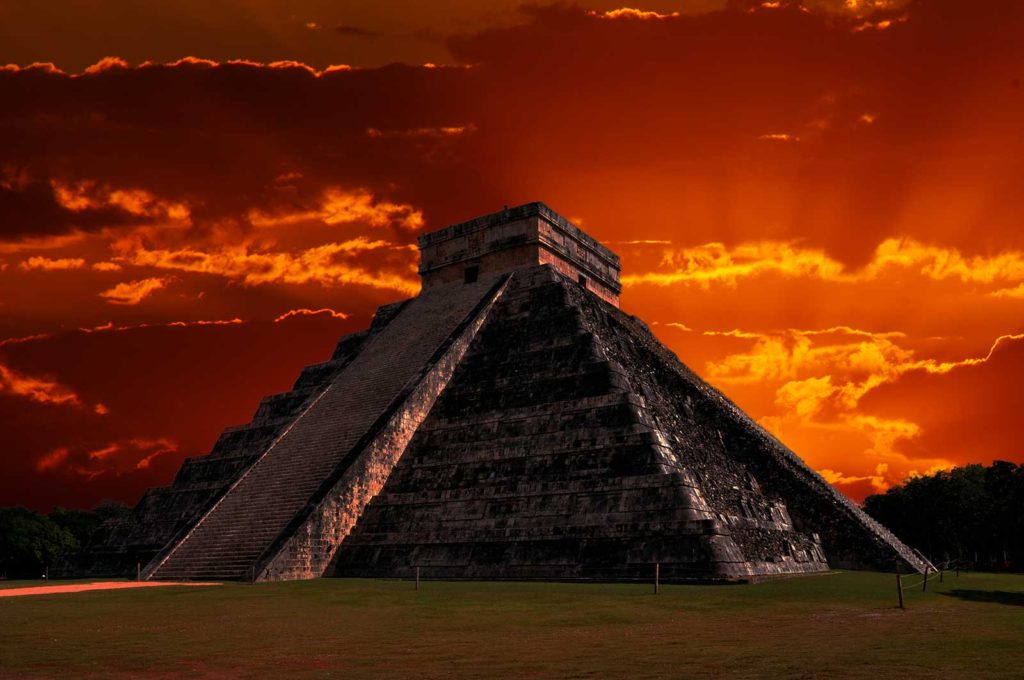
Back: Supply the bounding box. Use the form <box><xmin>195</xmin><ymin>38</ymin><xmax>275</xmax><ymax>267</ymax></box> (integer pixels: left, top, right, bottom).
<box><xmin>895</xmin><ymin>559</ymin><xmax>965</xmax><ymax>605</ymax></box>
<box><xmin>899</xmin><ymin>578</ymin><xmax>927</xmax><ymax>591</ymax></box>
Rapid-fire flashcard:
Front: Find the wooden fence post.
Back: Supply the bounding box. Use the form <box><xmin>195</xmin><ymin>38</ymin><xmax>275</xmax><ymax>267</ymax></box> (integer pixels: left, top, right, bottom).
<box><xmin>416</xmin><ymin>566</ymin><xmax>420</xmax><ymax>591</ymax></box>
<box><xmin>922</xmin><ymin>566</ymin><xmax>929</xmax><ymax>592</ymax></box>
<box><xmin>655</xmin><ymin>563</ymin><xmax>660</xmax><ymax>595</ymax></box>
<box><xmin>896</xmin><ymin>572</ymin><xmax>905</xmax><ymax>609</ymax></box>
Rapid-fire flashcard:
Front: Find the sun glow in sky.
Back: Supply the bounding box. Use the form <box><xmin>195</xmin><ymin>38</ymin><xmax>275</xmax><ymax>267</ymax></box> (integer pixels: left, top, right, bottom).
<box><xmin>1</xmin><ymin>0</ymin><xmax>1022</xmax><ymax>510</ymax></box>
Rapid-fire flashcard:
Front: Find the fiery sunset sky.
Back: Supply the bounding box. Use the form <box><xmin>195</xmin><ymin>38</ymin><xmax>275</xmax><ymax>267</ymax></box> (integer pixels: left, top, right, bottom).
<box><xmin>2</xmin><ymin>0</ymin><xmax>1022</xmax><ymax>511</ymax></box>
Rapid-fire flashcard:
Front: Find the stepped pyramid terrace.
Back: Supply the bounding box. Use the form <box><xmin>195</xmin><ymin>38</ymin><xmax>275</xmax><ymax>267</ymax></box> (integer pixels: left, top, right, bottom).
<box><xmin>77</xmin><ymin>202</ymin><xmax>930</xmax><ymax>582</ymax></box>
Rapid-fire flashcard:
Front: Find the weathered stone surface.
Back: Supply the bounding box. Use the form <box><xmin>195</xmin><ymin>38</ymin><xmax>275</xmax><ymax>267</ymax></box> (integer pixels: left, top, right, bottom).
<box><xmin>419</xmin><ymin>202</ymin><xmax>622</xmax><ymax>306</ymax></box>
<box><xmin>67</xmin><ymin>329</ymin><xmax>375</xmax><ymax>577</ymax></box>
<box><xmin>257</xmin><ymin>275</ymin><xmax>510</xmax><ymax>581</ymax></box>
<box><xmin>331</xmin><ymin>266</ymin><xmax>835</xmax><ymax>581</ymax></box>
<box><xmin>144</xmin><ymin>275</ymin><xmax>508</xmax><ymax>581</ymax></box>
<box><xmin>85</xmin><ymin>201</ymin><xmax>926</xmax><ymax>582</ymax></box>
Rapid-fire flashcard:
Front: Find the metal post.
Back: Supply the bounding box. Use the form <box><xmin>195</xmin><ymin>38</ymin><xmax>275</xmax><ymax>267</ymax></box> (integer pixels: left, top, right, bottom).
<box><xmin>655</xmin><ymin>563</ymin><xmax>660</xmax><ymax>595</ymax></box>
<box><xmin>939</xmin><ymin>569</ymin><xmax>944</xmax><ymax>583</ymax></box>
<box><xmin>136</xmin><ymin>562</ymin><xmax>141</xmax><ymax>582</ymax></box>
<box><xmin>922</xmin><ymin>566</ymin><xmax>929</xmax><ymax>592</ymax></box>
<box><xmin>896</xmin><ymin>573</ymin><xmax>904</xmax><ymax>609</ymax></box>
<box><xmin>415</xmin><ymin>566</ymin><xmax>420</xmax><ymax>591</ymax></box>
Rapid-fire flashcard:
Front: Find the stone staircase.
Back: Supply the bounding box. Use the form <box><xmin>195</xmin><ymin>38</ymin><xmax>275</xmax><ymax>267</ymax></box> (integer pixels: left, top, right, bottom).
<box><xmin>145</xmin><ymin>277</ymin><xmax>504</xmax><ymax>581</ymax></box>
<box><xmin>67</xmin><ymin>329</ymin><xmax>375</xmax><ymax>578</ymax></box>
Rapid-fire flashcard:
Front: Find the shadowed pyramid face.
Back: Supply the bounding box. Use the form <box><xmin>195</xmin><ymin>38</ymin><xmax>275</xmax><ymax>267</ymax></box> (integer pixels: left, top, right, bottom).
<box><xmin>77</xmin><ymin>203</ymin><xmax>928</xmax><ymax>583</ymax></box>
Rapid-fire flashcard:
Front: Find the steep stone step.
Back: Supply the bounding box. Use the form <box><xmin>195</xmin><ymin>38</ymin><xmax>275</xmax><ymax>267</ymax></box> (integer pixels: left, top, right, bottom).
<box><xmin>75</xmin><ymin>323</ymin><xmax>375</xmax><ymax>578</ymax></box>
<box><xmin>147</xmin><ymin>277</ymin><xmax>505</xmax><ymax>581</ymax></box>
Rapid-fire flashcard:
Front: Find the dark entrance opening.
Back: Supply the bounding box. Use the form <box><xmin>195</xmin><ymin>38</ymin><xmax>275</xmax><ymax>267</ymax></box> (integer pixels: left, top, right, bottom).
<box><xmin>464</xmin><ymin>265</ymin><xmax>479</xmax><ymax>284</ymax></box>
<box><xmin>578</xmin><ymin>274</ymin><xmax>588</xmax><ymax>289</ymax></box>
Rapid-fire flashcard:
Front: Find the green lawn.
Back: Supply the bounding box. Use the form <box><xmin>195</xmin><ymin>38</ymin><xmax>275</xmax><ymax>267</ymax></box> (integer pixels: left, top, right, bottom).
<box><xmin>2</xmin><ymin>571</ymin><xmax>1022</xmax><ymax>679</ymax></box>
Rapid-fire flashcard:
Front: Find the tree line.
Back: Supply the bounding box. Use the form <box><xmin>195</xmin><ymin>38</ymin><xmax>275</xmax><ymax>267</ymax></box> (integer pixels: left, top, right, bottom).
<box><xmin>864</xmin><ymin>460</ymin><xmax>1024</xmax><ymax>571</ymax></box>
<box><xmin>0</xmin><ymin>503</ymin><xmax>129</xmax><ymax>579</ymax></box>
<box><xmin>2</xmin><ymin>461</ymin><xmax>1021</xmax><ymax>578</ymax></box>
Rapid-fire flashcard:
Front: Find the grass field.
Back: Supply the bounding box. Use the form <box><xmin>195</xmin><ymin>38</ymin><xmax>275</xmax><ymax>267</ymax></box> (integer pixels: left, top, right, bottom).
<box><xmin>2</xmin><ymin>571</ymin><xmax>1022</xmax><ymax>679</ymax></box>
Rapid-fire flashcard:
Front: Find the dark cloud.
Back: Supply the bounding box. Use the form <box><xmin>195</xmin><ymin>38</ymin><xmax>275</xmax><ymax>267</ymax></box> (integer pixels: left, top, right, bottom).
<box><xmin>3</xmin><ymin>2</ymin><xmax>1020</xmax><ymax>253</ymax></box>
<box><xmin>0</xmin><ymin>180</ymin><xmax>146</xmax><ymax>241</ymax></box>
<box><xmin>0</xmin><ymin>59</ymin><xmax>489</xmax><ymax>237</ymax></box>
<box><xmin>2</xmin><ymin>0</ymin><xmax>1024</xmax><ymax>509</ymax></box>
<box><xmin>335</xmin><ymin>25</ymin><xmax>381</xmax><ymax>38</ymax></box>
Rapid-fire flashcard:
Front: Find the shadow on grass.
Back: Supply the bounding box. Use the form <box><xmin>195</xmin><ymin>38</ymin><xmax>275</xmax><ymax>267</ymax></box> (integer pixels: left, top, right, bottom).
<box><xmin>940</xmin><ymin>589</ymin><xmax>1024</xmax><ymax>606</ymax></box>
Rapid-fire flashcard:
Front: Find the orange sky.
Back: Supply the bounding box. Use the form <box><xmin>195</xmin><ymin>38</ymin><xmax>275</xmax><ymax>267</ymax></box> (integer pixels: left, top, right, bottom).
<box><xmin>2</xmin><ymin>0</ymin><xmax>1022</xmax><ymax>510</ymax></box>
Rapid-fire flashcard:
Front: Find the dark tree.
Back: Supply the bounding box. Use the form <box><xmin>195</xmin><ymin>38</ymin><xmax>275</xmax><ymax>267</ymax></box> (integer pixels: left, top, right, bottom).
<box><xmin>0</xmin><ymin>502</ymin><xmax>130</xmax><ymax>579</ymax></box>
<box><xmin>864</xmin><ymin>461</ymin><xmax>1024</xmax><ymax>571</ymax></box>
<box><xmin>49</xmin><ymin>507</ymin><xmax>104</xmax><ymax>547</ymax></box>
<box><xmin>0</xmin><ymin>508</ymin><xmax>76</xmax><ymax>579</ymax></box>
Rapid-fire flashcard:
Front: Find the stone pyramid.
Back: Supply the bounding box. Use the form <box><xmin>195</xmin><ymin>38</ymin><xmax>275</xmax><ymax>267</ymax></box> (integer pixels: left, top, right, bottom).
<box><xmin>86</xmin><ymin>202</ymin><xmax>929</xmax><ymax>582</ymax></box>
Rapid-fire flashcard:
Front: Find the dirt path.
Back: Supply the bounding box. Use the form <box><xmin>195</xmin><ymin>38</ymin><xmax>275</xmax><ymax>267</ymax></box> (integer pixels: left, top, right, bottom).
<box><xmin>0</xmin><ymin>581</ymin><xmax>221</xmax><ymax>597</ymax></box>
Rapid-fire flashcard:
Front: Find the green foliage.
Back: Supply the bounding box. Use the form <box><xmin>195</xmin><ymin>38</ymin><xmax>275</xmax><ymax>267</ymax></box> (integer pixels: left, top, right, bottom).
<box><xmin>49</xmin><ymin>507</ymin><xmax>103</xmax><ymax>547</ymax></box>
<box><xmin>0</xmin><ymin>502</ymin><xmax>130</xmax><ymax>579</ymax></box>
<box><xmin>0</xmin><ymin>508</ymin><xmax>75</xmax><ymax>578</ymax></box>
<box><xmin>864</xmin><ymin>460</ymin><xmax>1024</xmax><ymax>570</ymax></box>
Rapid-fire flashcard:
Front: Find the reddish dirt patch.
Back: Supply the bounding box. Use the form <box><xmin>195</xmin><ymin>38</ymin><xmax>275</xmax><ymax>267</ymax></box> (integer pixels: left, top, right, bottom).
<box><xmin>0</xmin><ymin>581</ymin><xmax>221</xmax><ymax>597</ymax></box>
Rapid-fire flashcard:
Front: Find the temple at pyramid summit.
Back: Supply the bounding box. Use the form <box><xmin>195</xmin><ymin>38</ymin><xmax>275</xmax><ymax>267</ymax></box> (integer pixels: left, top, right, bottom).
<box><xmin>80</xmin><ymin>202</ymin><xmax>931</xmax><ymax>582</ymax></box>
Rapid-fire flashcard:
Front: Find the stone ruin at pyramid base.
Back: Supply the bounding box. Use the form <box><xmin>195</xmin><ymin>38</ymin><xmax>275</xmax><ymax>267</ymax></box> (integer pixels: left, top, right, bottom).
<box><xmin>70</xmin><ymin>202</ymin><xmax>930</xmax><ymax>583</ymax></box>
